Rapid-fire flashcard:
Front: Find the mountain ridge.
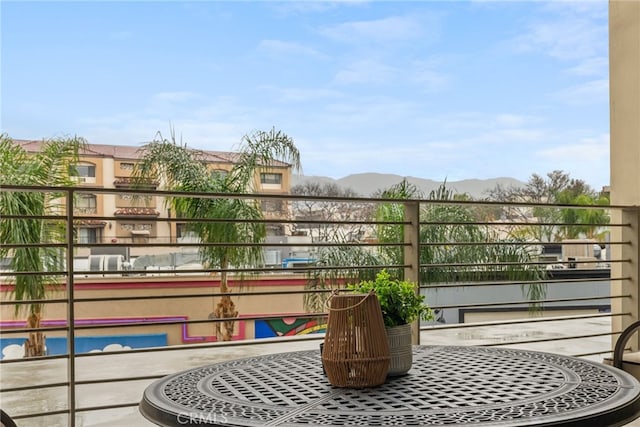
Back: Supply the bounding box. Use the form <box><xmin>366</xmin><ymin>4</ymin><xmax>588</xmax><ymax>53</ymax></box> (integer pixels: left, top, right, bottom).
<box><xmin>291</xmin><ymin>173</ymin><xmax>525</xmax><ymax>198</ymax></box>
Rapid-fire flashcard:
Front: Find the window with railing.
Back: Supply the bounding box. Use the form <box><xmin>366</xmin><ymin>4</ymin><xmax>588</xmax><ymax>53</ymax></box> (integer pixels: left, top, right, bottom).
<box><xmin>74</xmin><ymin>193</ymin><xmax>97</xmax><ymax>214</ymax></box>
<box><xmin>115</xmin><ymin>193</ymin><xmax>153</xmax><ymax>208</ymax></box>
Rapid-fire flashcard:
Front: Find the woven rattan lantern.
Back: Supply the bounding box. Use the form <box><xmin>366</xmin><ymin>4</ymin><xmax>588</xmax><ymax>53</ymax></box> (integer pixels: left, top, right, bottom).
<box><xmin>322</xmin><ymin>291</ymin><xmax>390</xmax><ymax>388</ymax></box>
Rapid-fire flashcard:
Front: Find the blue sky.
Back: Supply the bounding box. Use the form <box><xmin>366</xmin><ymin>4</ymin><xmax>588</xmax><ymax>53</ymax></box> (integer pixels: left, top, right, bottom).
<box><xmin>2</xmin><ymin>1</ymin><xmax>610</xmax><ymax>189</ymax></box>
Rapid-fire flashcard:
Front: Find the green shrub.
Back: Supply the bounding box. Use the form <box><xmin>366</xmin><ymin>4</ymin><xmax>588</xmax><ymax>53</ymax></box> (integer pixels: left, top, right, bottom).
<box><xmin>347</xmin><ymin>270</ymin><xmax>434</xmax><ymax>327</ymax></box>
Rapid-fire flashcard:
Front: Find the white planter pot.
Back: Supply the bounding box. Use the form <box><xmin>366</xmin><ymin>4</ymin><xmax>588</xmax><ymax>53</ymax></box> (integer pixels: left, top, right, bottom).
<box><xmin>386</xmin><ymin>323</ymin><xmax>412</xmax><ymax>376</ymax></box>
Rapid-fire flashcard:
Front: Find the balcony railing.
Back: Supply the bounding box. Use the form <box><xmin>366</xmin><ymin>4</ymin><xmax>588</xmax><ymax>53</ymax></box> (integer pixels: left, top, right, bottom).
<box><xmin>0</xmin><ymin>184</ymin><xmax>637</xmax><ymax>427</ymax></box>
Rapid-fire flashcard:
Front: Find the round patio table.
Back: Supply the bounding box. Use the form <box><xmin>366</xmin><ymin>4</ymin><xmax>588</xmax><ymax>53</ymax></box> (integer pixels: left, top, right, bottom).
<box><xmin>140</xmin><ymin>345</ymin><xmax>640</xmax><ymax>426</ymax></box>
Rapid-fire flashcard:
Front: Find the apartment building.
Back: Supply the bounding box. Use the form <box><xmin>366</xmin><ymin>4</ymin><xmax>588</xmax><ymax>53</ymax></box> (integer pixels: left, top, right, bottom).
<box><xmin>14</xmin><ymin>139</ymin><xmax>295</xmax><ymax>257</ymax></box>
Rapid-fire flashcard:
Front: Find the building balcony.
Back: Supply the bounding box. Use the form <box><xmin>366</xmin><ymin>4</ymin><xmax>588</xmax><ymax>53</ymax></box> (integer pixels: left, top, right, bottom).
<box><xmin>73</xmin><ymin>207</ymin><xmax>98</xmax><ymax>215</ymax></box>
<box><xmin>113</xmin><ymin>207</ymin><xmax>160</xmax><ymax>217</ymax></box>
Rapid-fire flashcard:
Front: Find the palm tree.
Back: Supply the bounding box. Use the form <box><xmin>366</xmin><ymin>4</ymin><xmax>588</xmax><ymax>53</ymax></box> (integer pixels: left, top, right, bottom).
<box><xmin>379</xmin><ymin>180</ymin><xmax>546</xmax><ymax>311</ymax></box>
<box><xmin>133</xmin><ymin>128</ymin><xmax>301</xmax><ymax>341</ymax></box>
<box><xmin>0</xmin><ymin>134</ymin><xmax>84</xmax><ymax>357</ymax></box>
<box><xmin>557</xmin><ymin>191</ymin><xmax>610</xmax><ymax>241</ymax></box>
<box><xmin>305</xmin><ymin>180</ymin><xmax>545</xmax><ymax>314</ymax></box>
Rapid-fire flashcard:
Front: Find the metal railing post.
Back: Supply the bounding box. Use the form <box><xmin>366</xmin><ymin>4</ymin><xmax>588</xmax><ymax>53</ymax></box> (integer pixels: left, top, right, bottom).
<box><xmin>404</xmin><ymin>201</ymin><xmax>420</xmax><ymax>345</ymax></box>
<box><xmin>619</xmin><ymin>207</ymin><xmax>640</xmax><ymax>350</ymax></box>
<box><xmin>66</xmin><ymin>189</ymin><xmax>77</xmax><ymax>427</ymax></box>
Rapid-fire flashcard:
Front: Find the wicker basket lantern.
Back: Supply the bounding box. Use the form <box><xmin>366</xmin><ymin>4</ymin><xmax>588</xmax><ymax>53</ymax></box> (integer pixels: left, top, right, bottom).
<box><xmin>322</xmin><ymin>291</ymin><xmax>390</xmax><ymax>388</ymax></box>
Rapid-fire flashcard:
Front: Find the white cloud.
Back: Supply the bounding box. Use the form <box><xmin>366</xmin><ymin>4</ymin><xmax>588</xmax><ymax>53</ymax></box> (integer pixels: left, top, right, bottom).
<box><xmin>334</xmin><ymin>56</ymin><xmax>450</xmax><ymax>89</ymax></box>
<box><xmin>538</xmin><ymin>134</ymin><xmax>609</xmax><ymax>162</ymax></box>
<box><xmin>553</xmin><ymin>79</ymin><xmax>608</xmax><ymax>105</ymax></box>
<box><xmin>536</xmin><ymin>134</ymin><xmax>610</xmax><ymax>186</ymax></box>
<box><xmin>333</xmin><ymin>59</ymin><xmax>396</xmax><ymax>85</ymax></box>
<box><xmin>257</xmin><ymin>40</ymin><xmax>326</xmax><ymax>59</ymax></box>
<box><xmin>410</xmin><ymin>59</ymin><xmax>449</xmax><ymax>92</ymax></box>
<box><xmin>152</xmin><ymin>92</ymin><xmax>201</xmax><ymax>103</ymax></box>
<box><xmin>74</xmin><ymin>97</ymin><xmax>610</xmax><ymax>188</ymax></box>
<box><xmin>89</xmin><ymin>343</ymin><xmax>132</xmax><ymax>353</ymax></box>
<box><xmin>79</xmin><ymin>95</ymin><xmax>251</xmax><ymax>148</ymax></box>
<box><xmin>261</xmin><ymin>86</ymin><xmax>344</xmax><ymax>102</ymax></box>
<box><xmin>270</xmin><ymin>0</ymin><xmax>369</xmax><ymax>16</ymax></box>
<box><xmin>566</xmin><ymin>57</ymin><xmax>608</xmax><ymax>77</ymax></box>
<box><xmin>2</xmin><ymin>343</ymin><xmax>25</xmax><ymax>359</ymax></box>
<box><xmin>513</xmin><ymin>19</ymin><xmax>607</xmax><ymax>61</ymax></box>
<box><xmin>541</xmin><ymin>1</ymin><xmax>608</xmax><ymax>20</ymax></box>
<box><xmin>495</xmin><ymin>114</ymin><xmax>529</xmax><ymax>127</ymax></box>
<box><xmin>417</xmin><ymin>112</ymin><xmax>544</xmax><ymax>137</ymax></box>
<box><xmin>294</xmin><ymin>109</ymin><xmax>555</xmax><ymax>181</ymax></box>
<box><xmin>320</xmin><ymin>15</ymin><xmax>425</xmax><ymax>44</ymax></box>
<box><xmin>82</xmin><ymin>117</ymin><xmax>244</xmax><ymax>149</ymax></box>
<box><xmin>511</xmin><ymin>2</ymin><xmax>607</xmax><ymax>62</ymax></box>
<box><xmin>79</xmin><ymin>87</ymin><xmax>304</xmax><ymax>150</ymax></box>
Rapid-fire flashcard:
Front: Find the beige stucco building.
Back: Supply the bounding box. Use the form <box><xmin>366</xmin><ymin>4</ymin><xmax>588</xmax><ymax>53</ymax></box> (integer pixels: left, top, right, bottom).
<box><xmin>13</xmin><ymin>139</ymin><xmax>296</xmax><ymax>259</ymax></box>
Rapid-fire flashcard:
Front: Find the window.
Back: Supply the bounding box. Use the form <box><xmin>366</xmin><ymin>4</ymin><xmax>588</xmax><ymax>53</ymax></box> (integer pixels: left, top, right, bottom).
<box><xmin>261</xmin><ymin>200</ymin><xmax>284</xmax><ymax>213</ymax></box>
<box><xmin>78</xmin><ymin>228</ymin><xmax>99</xmax><ymax>244</ymax></box>
<box><xmin>75</xmin><ymin>193</ymin><xmax>97</xmax><ymax>214</ymax></box>
<box><xmin>120</xmin><ymin>223</ymin><xmax>152</xmax><ymax>233</ymax></box>
<box><xmin>260</xmin><ymin>173</ymin><xmax>282</xmax><ymax>185</ymax></box>
<box><xmin>267</xmin><ymin>224</ymin><xmax>285</xmax><ymax>236</ymax></box>
<box><xmin>77</xmin><ymin>193</ymin><xmax>97</xmax><ymax>209</ymax></box>
<box><xmin>76</xmin><ymin>164</ymin><xmax>96</xmax><ymax>178</ymax></box>
<box><xmin>211</xmin><ymin>168</ymin><xmax>229</xmax><ymax>178</ymax></box>
<box><xmin>176</xmin><ymin>223</ymin><xmax>187</xmax><ymax>239</ymax></box>
<box><xmin>73</xmin><ymin>163</ymin><xmax>97</xmax><ymax>184</ymax></box>
<box><xmin>176</xmin><ymin>223</ymin><xmax>199</xmax><ymax>242</ymax></box>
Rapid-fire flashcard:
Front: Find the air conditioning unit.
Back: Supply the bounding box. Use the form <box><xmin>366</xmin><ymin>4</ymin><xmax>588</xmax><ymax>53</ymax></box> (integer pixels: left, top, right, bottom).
<box><xmin>264</xmin><ymin>250</ymin><xmax>282</xmax><ymax>266</ymax></box>
<box><xmin>88</xmin><ymin>254</ymin><xmax>124</xmax><ymax>276</ymax></box>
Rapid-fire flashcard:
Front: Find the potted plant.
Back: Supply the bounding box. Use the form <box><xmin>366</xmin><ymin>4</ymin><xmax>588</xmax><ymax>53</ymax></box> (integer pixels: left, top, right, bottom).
<box><xmin>348</xmin><ymin>269</ymin><xmax>433</xmax><ymax>375</ymax></box>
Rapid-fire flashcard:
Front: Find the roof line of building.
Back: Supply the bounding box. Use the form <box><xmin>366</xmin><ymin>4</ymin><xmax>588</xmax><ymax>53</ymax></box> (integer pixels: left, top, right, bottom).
<box><xmin>12</xmin><ymin>139</ymin><xmax>289</xmax><ymax>167</ymax></box>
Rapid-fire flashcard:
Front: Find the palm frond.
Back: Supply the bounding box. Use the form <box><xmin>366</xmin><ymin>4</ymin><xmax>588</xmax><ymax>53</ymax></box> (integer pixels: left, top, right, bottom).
<box><xmin>1</xmin><ymin>135</ymin><xmax>83</xmax><ymax>322</ymax></box>
<box><xmin>230</xmin><ymin>128</ymin><xmax>302</xmax><ymax>191</ymax></box>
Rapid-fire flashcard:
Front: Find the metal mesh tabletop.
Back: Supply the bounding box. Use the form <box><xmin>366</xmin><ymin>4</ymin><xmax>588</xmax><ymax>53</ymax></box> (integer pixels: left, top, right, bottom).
<box><xmin>140</xmin><ymin>345</ymin><xmax>640</xmax><ymax>426</ymax></box>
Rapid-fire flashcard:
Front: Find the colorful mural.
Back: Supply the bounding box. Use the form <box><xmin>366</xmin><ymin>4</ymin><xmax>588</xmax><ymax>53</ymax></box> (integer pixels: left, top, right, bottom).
<box><xmin>0</xmin><ymin>333</ymin><xmax>167</xmax><ymax>359</ymax></box>
<box><xmin>0</xmin><ymin>316</ymin><xmax>246</xmax><ymax>346</ymax></box>
<box><xmin>255</xmin><ymin>317</ymin><xmax>327</xmax><ymax>338</ymax></box>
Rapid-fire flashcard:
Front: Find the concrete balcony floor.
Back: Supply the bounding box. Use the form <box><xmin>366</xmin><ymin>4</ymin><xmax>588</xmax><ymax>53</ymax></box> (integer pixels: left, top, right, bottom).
<box><xmin>3</xmin><ymin>316</ymin><xmax>638</xmax><ymax>427</ymax></box>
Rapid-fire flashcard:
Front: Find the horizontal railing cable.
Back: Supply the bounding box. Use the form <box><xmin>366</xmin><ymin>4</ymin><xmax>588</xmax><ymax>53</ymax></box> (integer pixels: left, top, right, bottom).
<box><xmin>0</xmin><ymin>183</ymin><xmax>631</xmax><ymax>426</ymax></box>
<box><xmin>424</xmin><ymin>276</ymin><xmax>627</xmax><ymax>289</ymax></box>
<box><xmin>422</xmin><ymin>312</ymin><xmax>625</xmax><ymax>332</ymax></box>
<box><xmin>482</xmin><ymin>330</ymin><xmax>619</xmax><ymax>348</ymax></box>
<box><xmin>430</xmin><ymin>294</ymin><xmax>625</xmax><ymax>311</ymax></box>
<box><xmin>11</xmin><ymin>409</ymin><xmax>70</xmax><ymax>421</ymax></box>
<box><xmin>420</xmin><ymin>220</ymin><xmax>628</xmax><ymax>227</ymax></box>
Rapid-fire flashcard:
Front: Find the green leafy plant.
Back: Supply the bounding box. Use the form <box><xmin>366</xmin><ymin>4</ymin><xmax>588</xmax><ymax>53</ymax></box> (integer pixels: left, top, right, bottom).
<box><xmin>347</xmin><ymin>270</ymin><xmax>434</xmax><ymax>327</ymax></box>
